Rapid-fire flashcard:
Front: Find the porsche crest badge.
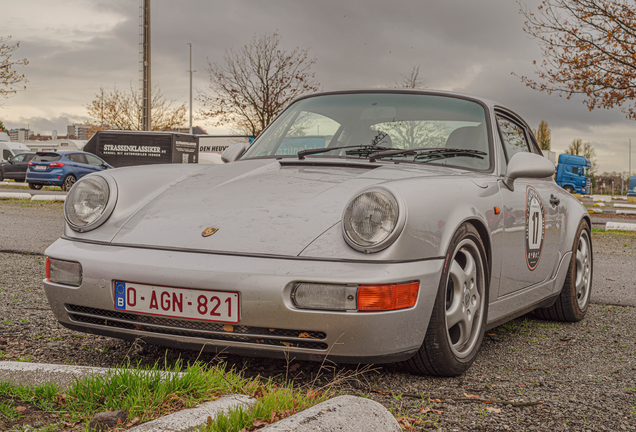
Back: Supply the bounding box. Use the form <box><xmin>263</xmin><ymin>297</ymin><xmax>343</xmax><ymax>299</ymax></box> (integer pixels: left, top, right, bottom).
<box><xmin>201</xmin><ymin>227</ymin><xmax>219</xmax><ymax>237</ymax></box>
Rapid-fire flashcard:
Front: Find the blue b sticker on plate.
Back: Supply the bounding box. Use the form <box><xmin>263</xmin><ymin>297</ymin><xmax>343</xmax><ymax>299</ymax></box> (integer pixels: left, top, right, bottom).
<box><xmin>115</xmin><ymin>281</ymin><xmax>126</xmax><ymax>310</ymax></box>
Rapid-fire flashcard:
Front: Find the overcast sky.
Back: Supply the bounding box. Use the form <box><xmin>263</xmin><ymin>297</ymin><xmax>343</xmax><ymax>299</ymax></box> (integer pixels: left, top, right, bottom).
<box><xmin>2</xmin><ymin>0</ymin><xmax>635</xmax><ymax>174</ymax></box>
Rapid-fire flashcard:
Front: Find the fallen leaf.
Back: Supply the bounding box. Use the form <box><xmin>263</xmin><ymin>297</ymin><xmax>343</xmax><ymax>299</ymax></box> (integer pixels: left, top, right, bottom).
<box><xmin>15</xmin><ymin>406</ymin><xmax>27</xmax><ymax>414</ymax></box>
<box><xmin>269</xmin><ymin>328</ymin><xmax>275</xmax><ymax>332</ymax></box>
<box><xmin>125</xmin><ymin>416</ymin><xmax>140</xmax><ymax>427</ymax></box>
<box><xmin>289</xmin><ymin>363</ymin><xmax>300</xmax><ymax>372</ymax></box>
<box><xmin>253</xmin><ymin>418</ymin><xmax>269</xmax><ymax>427</ymax></box>
<box><xmin>607</xmin><ymin>278</ymin><xmax>615</xmax><ymax>281</ymax></box>
<box><xmin>298</xmin><ymin>332</ymin><xmax>311</xmax><ymax>338</ymax></box>
<box><xmin>486</xmin><ymin>407</ymin><xmax>501</xmax><ymax>413</ymax></box>
<box><xmin>371</xmin><ymin>390</ymin><xmax>390</xmax><ymax>395</ymax></box>
<box><xmin>207</xmin><ymin>415</ymin><xmax>213</xmax><ymax>424</ymax></box>
<box><xmin>463</xmin><ymin>393</ymin><xmax>481</xmax><ymax>398</ymax></box>
<box><xmin>432</xmin><ymin>399</ymin><xmax>445</xmax><ymax>403</ymax></box>
<box><xmin>223</xmin><ymin>324</ymin><xmax>234</xmax><ymax>332</ymax></box>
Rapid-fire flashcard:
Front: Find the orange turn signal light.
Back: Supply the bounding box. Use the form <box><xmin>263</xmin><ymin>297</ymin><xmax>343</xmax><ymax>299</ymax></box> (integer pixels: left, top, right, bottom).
<box><xmin>357</xmin><ymin>281</ymin><xmax>420</xmax><ymax>312</ymax></box>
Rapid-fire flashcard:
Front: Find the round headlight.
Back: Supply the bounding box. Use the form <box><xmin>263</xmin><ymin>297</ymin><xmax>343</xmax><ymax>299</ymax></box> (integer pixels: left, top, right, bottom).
<box><xmin>64</xmin><ymin>175</ymin><xmax>116</xmax><ymax>232</ymax></box>
<box><xmin>342</xmin><ymin>189</ymin><xmax>403</xmax><ymax>252</ymax></box>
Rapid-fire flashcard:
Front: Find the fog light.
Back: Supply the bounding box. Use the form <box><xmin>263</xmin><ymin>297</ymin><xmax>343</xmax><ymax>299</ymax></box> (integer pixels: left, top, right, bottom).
<box><xmin>47</xmin><ymin>258</ymin><xmax>82</xmax><ymax>287</ymax></box>
<box><xmin>292</xmin><ymin>283</ymin><xmax>357</xmax><ymax>311</ymax></box>
<box><xmin>358</xmin><ymin>281</ymin><xmax>419</xmax><ymax>311</ymax></box>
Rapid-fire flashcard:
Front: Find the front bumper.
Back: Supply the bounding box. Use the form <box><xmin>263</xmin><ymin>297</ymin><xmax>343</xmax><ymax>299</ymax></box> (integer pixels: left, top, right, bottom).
<box><xmin>44</xmin><ymin>238</ymin><xmax>443</xmax><ymax>364</ymax></box>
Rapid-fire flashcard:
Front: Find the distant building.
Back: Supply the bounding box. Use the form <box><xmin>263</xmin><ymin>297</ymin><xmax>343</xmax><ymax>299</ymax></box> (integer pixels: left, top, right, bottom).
<box><xmin>67</xmin><ymin>124</ymin><xmax>91</xmax><ymax>140</ymax></box>
<box><xmin>9</xmin><ymin>128</ymin><xmax>30</xmax><ymax>142</ymax></box>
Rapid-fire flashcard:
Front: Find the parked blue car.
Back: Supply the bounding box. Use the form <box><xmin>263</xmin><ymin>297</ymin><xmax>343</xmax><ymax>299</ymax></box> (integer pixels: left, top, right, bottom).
<box><xmin>27</xmin><ymin>151</ymin><xmax>113</xmax><ymax>191</ymax></box>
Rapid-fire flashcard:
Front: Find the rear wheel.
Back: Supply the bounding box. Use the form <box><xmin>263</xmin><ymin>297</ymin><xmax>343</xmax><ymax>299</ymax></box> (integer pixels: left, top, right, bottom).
<box><xmin>403</xmin><ymin>223</ymin><xmax>489</xmax><ymax>376</ymax></box>
<box><xmin>533</xmin><ymin>220</ymin><xmax>592</xmax><ymax>322</ymax></box>
<box><xmin>0</xmin><ymin>170</ymin><xmax>4</xmax><ymax>181</ymax></box>
<box><xmin>28</xmin><ymin>183</ymin><xmax>42</xmax><ymax>190</ymax></box>
<box><xmin>61</xmin><ymin>175</ymin><xmax>76</xmax><ymax>192</ymax></box>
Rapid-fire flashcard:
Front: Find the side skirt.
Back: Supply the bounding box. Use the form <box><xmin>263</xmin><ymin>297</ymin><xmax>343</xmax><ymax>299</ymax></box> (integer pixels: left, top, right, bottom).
<box><xmin>485</xmin><ymin>250</ymin><xmax>572</xmax><ymax>330</ymax></box>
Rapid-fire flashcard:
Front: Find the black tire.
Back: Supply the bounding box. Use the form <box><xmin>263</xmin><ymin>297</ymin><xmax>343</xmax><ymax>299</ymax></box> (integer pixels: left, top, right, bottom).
<box><xmin>61</xmin><ymin>175</ymin><xmax>76</xmax><ymax>192</ymax></box>
<box><xmin>0</xmin><ymin>170</ymin><xmax>4</xmax><ymax>181</ymax></box>
<box><xmin>403</xmin><ymin>223</ymin><xmax>489</xmax><ymax>376</ymax></box>
<box><xmin>28</xmin><ymin>183</ymin><xmax>42</xmax><ymax>190</ymax></box>
<box><xmin>533</xmin><ymin>220</ymin><xmax>592</xmax><ymax>322</ymax></box>
<box><xmin>564</xmin><ymin>186</ymin><xmax>575</xmax><ymax>194</ymax></box>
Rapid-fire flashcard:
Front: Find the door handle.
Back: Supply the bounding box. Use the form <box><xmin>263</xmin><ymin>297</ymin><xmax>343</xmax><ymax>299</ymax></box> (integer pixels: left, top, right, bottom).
<box><xmin>550</xmin><ymin>194</ymin><xmax>560</xmax><ymax>207</ymax></box>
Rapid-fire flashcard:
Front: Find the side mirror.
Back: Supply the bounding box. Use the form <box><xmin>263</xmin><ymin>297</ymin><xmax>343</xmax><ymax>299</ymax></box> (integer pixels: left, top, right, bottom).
<box><xmin>221</xmin><ymin>142</ymin><xmax>249</xmax><ymax>163</ymax></box>
<box><xmin>503</xmin><ymin>152</ymin><xmax>555</xmax><ymax>191</ymax></box>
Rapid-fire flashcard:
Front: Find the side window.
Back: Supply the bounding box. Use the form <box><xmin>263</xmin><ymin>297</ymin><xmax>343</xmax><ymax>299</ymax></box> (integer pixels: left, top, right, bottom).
<box><xmin>3</xmin><ymin>150</ymin><xmax>12</xmax><ymax>160</ymax></box>
<box><xmin>572</xmin><ymin>167</ymin><xmax>578</xmax><ymax>174</ymax></box>
<box><xmin>497</xmin><ymin>116</ymin><xmax>530</xmax><ymax>161</ymax></box>
<box><xmin>85</xmin><ymin>154</ymin><xmax>104</xmax><ymax>166</ymax></box>
<box><xmin>11</xmin><ymin>154</ymin><xmax>26</xmax><ymax>162</ymax></box>
<box><xmin>69</xmin><ymin>153</ymin><xmax>88</xmax><ymax>164</ymax></box>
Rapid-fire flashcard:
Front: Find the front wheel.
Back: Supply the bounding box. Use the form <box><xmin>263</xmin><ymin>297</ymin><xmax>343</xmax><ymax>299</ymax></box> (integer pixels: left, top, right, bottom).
<box><xmin>533</xmin><ymin>220</ymin><xmax>592</xmax><ymax>322</ymax></box>
<box><xmin>28</xmin><ymin>183</ymin><xmax>42</xmax><ymax>190</ymax></box>
<box><xmin>564</xmin><ymin>186</ymin><xmax>575</xmax><ymax>194</ymax></box>
<box><xmin>403</xmin><ymin>223</ymin><xmax>489</xmax><ymax>376</ymax></box>
<box><xmin>61</xmin><ymin>175</ymin><xmax>76</xmax><ymax>192</ymax></box>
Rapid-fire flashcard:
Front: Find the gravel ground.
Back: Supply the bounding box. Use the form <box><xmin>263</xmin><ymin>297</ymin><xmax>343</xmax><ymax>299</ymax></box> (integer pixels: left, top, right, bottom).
<box><xmin>1</xmin><ymin>201</ymin><xmax>635</xmax><ymax>431</ymax></box>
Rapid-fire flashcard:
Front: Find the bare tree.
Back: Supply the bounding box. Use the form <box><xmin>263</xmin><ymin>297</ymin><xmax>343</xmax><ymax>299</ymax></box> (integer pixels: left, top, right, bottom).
<box><xmin>518</xmin><ymin>0</ymin><xmax>636</xmax><ymax>120</ymax></box>
<box><xmin>85</xmin><ymin>84</ymin><xmax>187</xmax><ymax>135</ymax></box>
<box><xmin>0</xmin><ymin>36</ymin><xmax>28</xmax><ymax>104</ymax></box>
<box><xmin>197</xmin><ymin>32</ymin><xmax>320</xmax><ymax>137</ymax></box>
<box><xmin>396</xmin><ymin>65</ymin><xmax>426</xmax><ymax>89</ymax></box>
<box><xmin>566</xmin><ymin>138</ymin><xmax>598</xmax><ymax>174</ymax></box>
<box><xmin>532</xmin><ymin>120</ymin><xmax>551</xmax><ymax>150</ymax></box>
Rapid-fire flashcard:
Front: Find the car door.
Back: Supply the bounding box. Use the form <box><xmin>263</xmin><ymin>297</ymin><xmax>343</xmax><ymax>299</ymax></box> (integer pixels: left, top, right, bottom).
<box><xmin>496</xmin><ymin>113</ymin><xmax>564</xmax><ymax>297</ymax></box>
<box><xmin>66</xmin><ymin>153</ymin><xmax>92</xmax><ymax>179</ymax></box>
<box><xmin>84</xmin><ymin>154</ymin><xmax>109</xmax><ymax>174</ymax></box>
<box><xmin>5</xmin><ymin>153</ymin><xmax>26</xmax><ymax>179</ymax></box>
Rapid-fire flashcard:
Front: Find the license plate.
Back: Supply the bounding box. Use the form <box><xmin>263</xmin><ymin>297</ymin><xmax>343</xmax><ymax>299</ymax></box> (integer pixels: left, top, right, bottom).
<box><xmin>34</xmin><ymin>165</ymin><xmax>47</xmax><ymax>170</ymax></box>
<box><xmin>114</xmin><ymin>281</ymin><xmax>239</xmax><ymax>323</ymax></box>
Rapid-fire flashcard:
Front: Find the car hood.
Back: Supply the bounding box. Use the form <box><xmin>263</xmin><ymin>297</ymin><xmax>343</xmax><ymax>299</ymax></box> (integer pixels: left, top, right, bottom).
<box><xmin>109</xmin><ymin>159</ymin><xmax>464</xmax><ymax>256</ymax></box>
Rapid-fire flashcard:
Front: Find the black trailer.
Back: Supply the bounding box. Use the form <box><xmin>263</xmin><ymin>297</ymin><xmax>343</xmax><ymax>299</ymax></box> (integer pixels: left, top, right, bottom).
<box><xmin>83</xmin><ymin>131</ymin><xmax>199</xmax><ymax>168</ymax></box>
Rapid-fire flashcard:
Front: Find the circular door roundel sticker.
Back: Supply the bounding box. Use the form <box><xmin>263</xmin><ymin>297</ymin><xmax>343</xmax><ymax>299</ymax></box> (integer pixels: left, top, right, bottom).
<box><xmin>525</xmin><ymin>186</ymin><xmax>545</xmax><ymax>271</ymax></box>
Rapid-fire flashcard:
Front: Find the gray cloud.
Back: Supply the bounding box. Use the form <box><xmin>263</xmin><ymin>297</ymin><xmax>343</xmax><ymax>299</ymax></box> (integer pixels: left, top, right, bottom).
<box><xmin>2</xmin><ymin>0</ymin><xmax>635</xmax><ymax>172</ymax></box>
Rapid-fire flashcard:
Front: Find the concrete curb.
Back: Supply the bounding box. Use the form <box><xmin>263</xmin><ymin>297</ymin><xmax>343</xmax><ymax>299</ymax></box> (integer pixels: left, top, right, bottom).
<box><xmin>0</xmin><ymin>182</ymin><xmax>27</xmax><ymax>186</ymax></box>
<box><xmin>0</xmin><ymin>361</ymin><xmax>110</xmax><ymax>389</ymax></box>
<box><xmin>31</xmin><ymin>194</ymin><xmax>66</xmax><ymax>202</ymax></box>
<box><xmin>0</xmin><ymin>362</ymin><xmax>399</xmax><ymax>431</ymax></box>
<box><xmin>128</xmin><ymin>394</ymin><xmax>256</xmax><ymax>432</ymax></box>
<box><xmin>260</xmin><ymin>395</ymin><xmax>401</xmax><ymax>431</ymax></box>
<box><xmin>0</xmin><ymin>192</ymin><xmax>66</xmax><ymax>201</ymax></box>
<box><xmin>606</xmin><ymin>222</ymin><xmax>636</xmax><ymax>231</ymax></box>
<box><xmin>0</xmin><ymin>192</ymin><xmax>31</xmax><ymax>200</ymax></box>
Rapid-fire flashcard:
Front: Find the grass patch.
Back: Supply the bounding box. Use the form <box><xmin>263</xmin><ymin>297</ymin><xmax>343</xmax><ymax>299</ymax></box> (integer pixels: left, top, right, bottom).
<box><xmin>592</xmin><ymin>228</ymin><xmax>636</xmax><ymax>237</ymax></box>
<box><xmin>0</xmin><ymin>184</ymin><xmax>59</xmax><ymax>191</ymax></box>
<box><xmin>0</xmin><ymin>360</ymin><xmax>330</xmax><ymax>431</ymax></box>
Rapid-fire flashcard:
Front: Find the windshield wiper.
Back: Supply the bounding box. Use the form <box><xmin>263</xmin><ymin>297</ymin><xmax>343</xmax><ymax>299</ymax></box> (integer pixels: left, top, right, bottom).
<box><xmin>297</xmin><ymin>144</ymin><xmax>390</xmax><ymax>160</ymax></box>
<box><xmin>368</xmin><ymin>147</ymin><xmax>486</xmax><ymax>162</ymax></box>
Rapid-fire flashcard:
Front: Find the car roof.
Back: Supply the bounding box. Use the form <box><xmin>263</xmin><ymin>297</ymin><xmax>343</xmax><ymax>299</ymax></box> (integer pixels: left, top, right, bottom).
<box><xmin>290</xmin><ymin>88</ymin><xmax>501</xmax><ymax>110</ymax></box>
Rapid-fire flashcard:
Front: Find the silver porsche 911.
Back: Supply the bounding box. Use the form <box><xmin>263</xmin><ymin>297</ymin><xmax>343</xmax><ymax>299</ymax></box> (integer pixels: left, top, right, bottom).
<box><xmin>44</xmin><ymin>90</ymin><xmax>593</xmax><ymax>376</ymax></box>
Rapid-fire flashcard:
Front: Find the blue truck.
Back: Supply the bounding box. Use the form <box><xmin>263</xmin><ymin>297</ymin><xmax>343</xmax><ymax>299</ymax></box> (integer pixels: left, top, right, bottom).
<box><xmin>628</xmin><ymin>176</ymin><xmax>636</xmax><ymax>197</ymax></box>
<box><xmin>555</xmin><ymin>153</ymin><xmax>591</xmax><ymax>194</ymax></box>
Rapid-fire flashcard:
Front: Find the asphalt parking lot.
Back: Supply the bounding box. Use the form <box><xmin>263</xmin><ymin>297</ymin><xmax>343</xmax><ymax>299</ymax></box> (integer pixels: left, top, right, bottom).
<box><xmin>1</xmin><ymin>199</ymin><xmax>636</xmax><ymax>431</ymax></box>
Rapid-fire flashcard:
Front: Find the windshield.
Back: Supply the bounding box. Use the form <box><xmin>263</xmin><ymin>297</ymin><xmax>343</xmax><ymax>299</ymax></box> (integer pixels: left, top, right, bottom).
<box><xmin>242</xmin><ymin>93</ymin><xmax>491</xmax><ymax>170</ymax></box>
